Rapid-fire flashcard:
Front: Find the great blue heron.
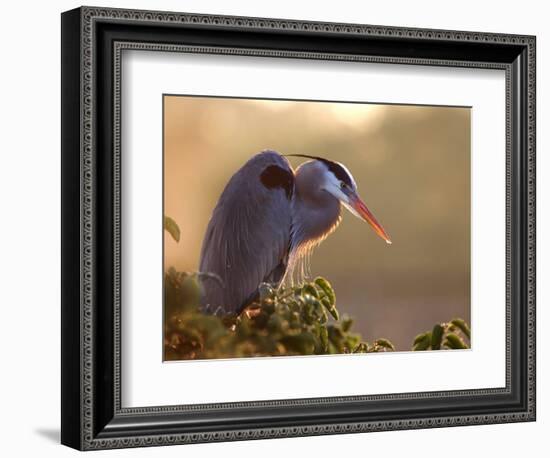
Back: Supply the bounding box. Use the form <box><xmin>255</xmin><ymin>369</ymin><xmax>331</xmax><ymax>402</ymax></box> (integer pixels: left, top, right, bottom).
<box><xmin>199</xmin><ymin>150</ymin><xmax>391</xmax><ymax>315</ymax></box>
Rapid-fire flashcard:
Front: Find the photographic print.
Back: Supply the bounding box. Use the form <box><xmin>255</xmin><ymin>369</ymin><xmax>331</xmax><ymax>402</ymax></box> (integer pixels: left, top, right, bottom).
<box><xmin>163</xmin><ymin>95</ymin><xmax>471</xmax><ymax>361</ymax></box>
<box><xmin>62</xmin><ymin>8</ymin><xmax>536</xmax><ymax>448</ymax></box>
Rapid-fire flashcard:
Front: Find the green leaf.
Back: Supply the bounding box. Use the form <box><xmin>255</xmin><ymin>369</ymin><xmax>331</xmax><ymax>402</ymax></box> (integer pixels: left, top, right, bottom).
<box><xmin>258</xmin><ymin>283</ymin><xmax>275</xmax><ymax>301</ymax></box>
<box><xmin>319</xmin><ymin>296</ymin><xmax>339</xmax><ymax>320</ymax></box>
<box><xmin>185</xmin><ymin>315</ymin><xmax>227</xmax><ymax>345</ymax></box>
<box><xmin>341</xmin><ymin>315</ymin><xmax>353</xmax><ymax>332</ymax></box>
<box><xmin>431</xmin><ymin>324</ymin><xmax>444</xmax><ymax>350</ymax></box>
<box><xmin>302</xmin><ymin>284</ymin><xmax>319</xmax><ymax>298</ymax></box>
<box><xmin>444</xmin><ymin>333</ymin><xmax>468</xmax><ymax>349</ymax></box>
<box><xmin>181</xmin><ymin>275</ymin><xmax>201</xmax><ymax>310</ymax></box>
<box><xmin>413</xmin><ymin>332</ymin><xmax>431</xmax><ymax>351</ymax></box>
<box><xmin>450</xmin><ymin>318</ymin><xmax>471</xmax><ymax>340</ymax></box>
<box><xmin>267</xmin><ymin>314</ymin><xmax>287</xmax><ymax>334</ymax></box>
<box><xmin>314</xmin><ymin>277</ymin><xmax>336</xmax><ymax>306</ymax></box>
<box><xmin>327</xmin><ymin>325</ymin><xmax>344</xmax><ymax>349</ymax></box>
<box><xmin>413</xmin><ymin>332</ymin><xmax>429</xmax><ymax>346</ymax></box>
<box><xmin>353</xmin><ymin>342</ymin><xmax>369</xmax><ymax>353</ymax></box>
<box><xmin>281</xmin><ymin>334</ymin><xmax>316</xmax><ymax>355</ymax></box>
<box><xmin>164</xmin><ymin>216</ymin><xmax>181</xmax><ymax>242</ymax></box>
<box><xmin>374</xmin><ymin>338</ymin><xmax>395</xmax><ymax>351</ymax></box>
<box><xmin>319</xmin><ymin>326</ymin><xmax>329</xmax><ymax>352</ymax></box>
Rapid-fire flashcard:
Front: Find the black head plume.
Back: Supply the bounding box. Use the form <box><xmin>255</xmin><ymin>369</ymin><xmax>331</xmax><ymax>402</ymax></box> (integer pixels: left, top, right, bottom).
<box><xmin>284</xmin><ymin>154</ymin><xmax>355</xmax><ymax>188</ymax></box>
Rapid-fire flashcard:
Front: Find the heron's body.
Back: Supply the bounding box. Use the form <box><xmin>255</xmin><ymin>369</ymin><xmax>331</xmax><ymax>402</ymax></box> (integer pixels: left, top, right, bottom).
<box><xmin>199</xmin><ymin>150</ymin><xmax>390</xmax><ymax>315</ymax></box>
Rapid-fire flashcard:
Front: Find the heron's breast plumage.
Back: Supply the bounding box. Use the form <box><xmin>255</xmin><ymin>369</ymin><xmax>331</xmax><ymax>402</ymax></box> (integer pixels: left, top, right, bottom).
<box><xmin>286</xmin><ymin>168</ymin><xmax>342</xmax><ymax>284</ymax></box>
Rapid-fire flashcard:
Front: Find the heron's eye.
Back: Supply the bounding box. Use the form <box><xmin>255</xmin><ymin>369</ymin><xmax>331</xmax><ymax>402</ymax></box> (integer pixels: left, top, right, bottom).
<box><xmin>340</xmin><ymin>182</ymin><xmax>346</xmax><ymax>189</ymax></box>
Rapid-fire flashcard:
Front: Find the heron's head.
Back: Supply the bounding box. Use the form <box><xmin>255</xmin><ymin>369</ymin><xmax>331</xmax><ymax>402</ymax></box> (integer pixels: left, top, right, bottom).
<box><xmin>289</xmin><ymin>154</ymin><xmax>392</xmax><ymax>245</ymax></box>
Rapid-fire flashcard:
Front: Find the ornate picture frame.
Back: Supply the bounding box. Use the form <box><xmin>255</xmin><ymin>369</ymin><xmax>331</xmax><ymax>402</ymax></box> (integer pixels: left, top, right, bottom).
<box><xmin>61</xmin><ymin>6</ymin><xmax>536</xmax><ymax>450</ymax></box>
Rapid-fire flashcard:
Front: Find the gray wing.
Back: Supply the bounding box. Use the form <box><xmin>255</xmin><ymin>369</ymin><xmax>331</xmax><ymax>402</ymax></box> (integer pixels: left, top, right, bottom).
<box><xmin>199</xmin><ymin>150</ymin><xmax>294</xmax><ymax>314</ymax></box>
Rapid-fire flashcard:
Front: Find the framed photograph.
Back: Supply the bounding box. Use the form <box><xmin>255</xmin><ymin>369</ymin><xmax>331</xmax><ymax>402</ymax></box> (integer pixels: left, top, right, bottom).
<box><xmin>61</xmin><ymin>6</ymin><xmax>536</xmax><ymax>450</ymax></box>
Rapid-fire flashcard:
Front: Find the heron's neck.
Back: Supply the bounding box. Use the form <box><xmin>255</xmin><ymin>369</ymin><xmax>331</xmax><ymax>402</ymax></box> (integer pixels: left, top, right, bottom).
<box><xmin>291</xmin><ymin>176</ymin><xmax>342</xmax><ymax>251</ymax></box>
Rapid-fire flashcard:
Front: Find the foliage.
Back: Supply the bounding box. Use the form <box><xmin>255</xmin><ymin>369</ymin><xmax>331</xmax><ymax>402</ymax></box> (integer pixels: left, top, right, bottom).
<box><xmin>412</xmin><ymin>318</ymin><xmax>471</xmax><ymax>351</ymax></box>
<box><xmin>163</xmin><ymin>268</ymin><xmax>471</xmax><ymax>360</ymax></box>
<box><xmin>164</xmin><ymin>216</ymin><xmax>180</xmax><ymax>242</ymax></box>
<box><xmin>164</xmin><ymin>268</ymin><xmax>395</xmax><ymax>361</ymax></box>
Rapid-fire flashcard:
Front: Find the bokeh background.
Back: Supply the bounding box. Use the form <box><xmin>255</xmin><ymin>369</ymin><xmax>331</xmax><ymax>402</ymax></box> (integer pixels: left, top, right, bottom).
<box><xmin>164</xmin><ymin>95</ymin><xmax>470</xmax><ymax>351</ymax></box>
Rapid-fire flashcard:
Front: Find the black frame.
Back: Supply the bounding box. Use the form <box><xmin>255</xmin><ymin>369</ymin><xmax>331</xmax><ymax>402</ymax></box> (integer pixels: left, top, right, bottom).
<box><xmin>61</xmin><ymin>6</ymin><xmax>536</xmax><ymax>450</ymax></box>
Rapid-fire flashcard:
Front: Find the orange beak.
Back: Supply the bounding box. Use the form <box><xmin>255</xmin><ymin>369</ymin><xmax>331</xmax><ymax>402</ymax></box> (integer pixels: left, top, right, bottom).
<box><xmin>350</xmin><ymin>194</ymin><xmax>392</xmax><ymax>245</ymax></box>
